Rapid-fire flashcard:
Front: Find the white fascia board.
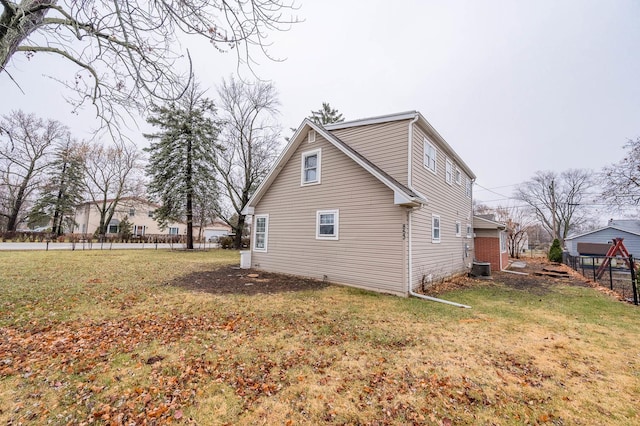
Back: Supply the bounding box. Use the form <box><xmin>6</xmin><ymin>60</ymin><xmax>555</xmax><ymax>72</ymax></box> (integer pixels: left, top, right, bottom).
<box><xmin>324</xmin><ymin>111</ymin><xmax>418</xmax><ymax>130</ymax></box>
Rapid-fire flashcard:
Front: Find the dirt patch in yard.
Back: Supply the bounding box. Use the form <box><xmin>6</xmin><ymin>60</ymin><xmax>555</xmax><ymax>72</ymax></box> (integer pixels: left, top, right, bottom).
<box><xmin>423</xmin><ymin>258</ymin><xmax>595</xmax><ymax>297</ymax></box>
<box><xmin>170</xmin><ymin>265</ymin><xmax>329</xmax><ymax>295</ymax></box>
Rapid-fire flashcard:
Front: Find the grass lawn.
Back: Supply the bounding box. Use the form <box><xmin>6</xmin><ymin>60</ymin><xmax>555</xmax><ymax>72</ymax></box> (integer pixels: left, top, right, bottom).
<box><xmin>1</xmin><ymin>250</ymin><xmax>639</xmax><ymax>425</ymax></box>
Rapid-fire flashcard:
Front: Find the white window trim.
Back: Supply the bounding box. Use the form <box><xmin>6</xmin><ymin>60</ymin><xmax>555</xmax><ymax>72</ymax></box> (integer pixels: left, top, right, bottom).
<box><xmin>316</xmin><ymin>209</ymin><xmax>339</xmax><ymax>240</ymax></box>
<box><xmin>423</xmin><ymin>138</ymin><xmax>437</xmax><ymax>174</ymax></box>
<box><xmin>455</xmin><ymin>221</ymin><xmax>461</xmax><ymax>237</ymax></box>
<box><xmin>466</xmin><ymin>224</ymin><xmax>472</xmax><ymax>239</ymax></box>
<box><xmin>253</xmin><ymin>214</ymin><xmax>269</xmax><ymax>252</ymax></box>
<box><xmin>445</xmin><ymin>158</ymin><xmax>453</xmax><ymax>185</ymax></box>
<box><xmin>500</xmin><ymin>231</ymin><xmax>507</xmax><ymax>253</ymax></box>
<box><xmin>465</xmin><ymin>177</ymin><xmax>472</xmax><ymax>198</ymax></box>
<box><xmin>308</xmin><ymin>130</ymin><xmax>316</xmax><ymax>143</ymax></box>
<box><xmin>301</xmin><ymin>148</ymin><xmax>322</xmax><ymax>186</ymax></box>
<box><xmin>455</xmin><ymin>167</ymin><xmax>462</xmax><ymax>185</ymax></box>
<box><xmin>432</xmin><ymin>214</ymin><xmax>441</xmax><ymax>243</ymax></box>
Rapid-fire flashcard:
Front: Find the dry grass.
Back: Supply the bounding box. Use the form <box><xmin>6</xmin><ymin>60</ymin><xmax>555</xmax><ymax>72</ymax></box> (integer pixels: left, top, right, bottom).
<box><xmin>1</xmin><ymin>250</ymin><xmax>639</xmax><ymax>425</ymax></box>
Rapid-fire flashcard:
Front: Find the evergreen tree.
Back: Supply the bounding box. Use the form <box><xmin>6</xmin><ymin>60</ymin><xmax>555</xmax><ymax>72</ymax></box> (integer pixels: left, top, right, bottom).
<box><xmin>118</xmin><ymin>215</ymin><xmax>133</xmax><ymax>242</ymax></box>
<box><xmin>548</xmin><ymin>238</ymin><xmax>563</xmax><ymax>263</ymax></box>
<box><xmin>29</xmin><ymin>137</ymin><xmax>86</xmax><ymax>236</ymax></box>
<box><xmin>144</xmin><ymin>82</ymin><xmax>222</xmax><ymax>250</ymax></box>
<box><xmin>309</xmin><ymin>102</ymin><xmax>344</xmax><ymax>125</ymax></box>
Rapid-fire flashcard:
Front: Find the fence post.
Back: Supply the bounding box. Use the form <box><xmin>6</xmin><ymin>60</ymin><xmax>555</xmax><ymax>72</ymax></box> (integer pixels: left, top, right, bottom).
<box><xmin>609</xmin><ymin>260</ymin><xmax>613</xmax><ymax>290</ymax></box>
<box><xmin>592</xmin><ymin>257</ymin><xmax>596</xmax><ymax>282</ymax></box>
<box><xmin>630</xmin><ymin>254</ymin><xmax>639</xmax><ymax>306</ymax></box>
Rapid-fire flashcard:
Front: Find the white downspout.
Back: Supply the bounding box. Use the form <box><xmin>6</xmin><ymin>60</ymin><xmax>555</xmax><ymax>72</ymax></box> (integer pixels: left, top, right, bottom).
<box><xmin>406</xmin><ymin>116</ymin><xmax>470</xmax><ymax>308</ymax></box>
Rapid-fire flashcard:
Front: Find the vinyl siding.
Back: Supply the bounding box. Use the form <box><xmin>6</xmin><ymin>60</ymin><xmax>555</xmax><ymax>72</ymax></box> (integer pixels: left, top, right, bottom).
<box><xmin>566</xmin><ymin>229</ymin><xmax>640</xmax><ymax>258</ymax></box>
<box><xmin>330</xmin><ymin>121</ymin><xmax>409</xmax><ymax>186</ymax></box>
<box><xmin>251</xmin><ymin>133</ymin><xmax>407</xmax><ymax>296</ymax></box>
<box><xmin>409</xmin><ymin>124</ymin><xmax>474</xmax><ymax>289</ymax></box>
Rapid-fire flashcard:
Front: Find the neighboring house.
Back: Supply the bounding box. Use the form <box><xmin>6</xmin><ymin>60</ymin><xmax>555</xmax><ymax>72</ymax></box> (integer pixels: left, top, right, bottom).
<box><xmin>72</xmin><ymin>198</ymin><xmax>185</xmax><ymax>236</ymax></box>
<box><xmin>194</xmin><ymin>219</ymin><xmax>233</xmax><ymax>241</ymax></box>
<box><xmin>565</xmin><ymin>219</ymin><xmax>640</xmax><ymax>258</ymax></box>
<box><xmin>473</xmin><ymin>215</ymin><xmax>508</xmax><ymax>271</ymax></box>
<box><xmin>242</xmin><ymin>111</ymin><xmax>476</xmax><ymax>296</ymax></box>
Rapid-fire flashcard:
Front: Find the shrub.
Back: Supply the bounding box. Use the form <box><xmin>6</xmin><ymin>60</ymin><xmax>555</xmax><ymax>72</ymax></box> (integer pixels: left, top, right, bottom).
<box><xmin>548</xmin><ymin>238</ymin><xmax>563</xmax><ymax>263</ymax></box>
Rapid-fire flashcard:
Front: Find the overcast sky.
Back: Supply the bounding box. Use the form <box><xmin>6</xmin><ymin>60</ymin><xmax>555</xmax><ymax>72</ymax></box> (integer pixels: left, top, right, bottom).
<box><xmin>2</xmin><ymin>0</ymin><xmax>639</xmax><ymax>213</ymax></box>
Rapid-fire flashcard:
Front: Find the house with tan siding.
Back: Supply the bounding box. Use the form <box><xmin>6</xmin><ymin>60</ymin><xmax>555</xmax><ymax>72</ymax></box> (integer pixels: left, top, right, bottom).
<box><xmin>242</xmin><ymin>111</ymin><xmax>476</xmax><ymax>296</ymax></box>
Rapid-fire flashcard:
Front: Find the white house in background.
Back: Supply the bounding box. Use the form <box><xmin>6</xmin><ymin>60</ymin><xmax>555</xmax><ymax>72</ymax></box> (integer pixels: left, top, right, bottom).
<box><xmin>73</xmin><ymin>198</ymin><xmax>185</xmax><ymax>236</ymax></box>
<box><xmin>242</xmin><ymin>111</ymin><xmax>476</xmax><ymax>296</ymax></box>
<box><xmin>565</xmin><ymin>219</ymin><xmax>640</xmax><ymax>258</ymax></box>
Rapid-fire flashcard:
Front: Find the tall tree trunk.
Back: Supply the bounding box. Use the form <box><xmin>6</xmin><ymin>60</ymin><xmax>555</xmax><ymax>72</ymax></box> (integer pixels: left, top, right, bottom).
<box><xmin>185</xmin><ymin>134</ymin><xmax>194</xmax><ymax>249</ymax></box>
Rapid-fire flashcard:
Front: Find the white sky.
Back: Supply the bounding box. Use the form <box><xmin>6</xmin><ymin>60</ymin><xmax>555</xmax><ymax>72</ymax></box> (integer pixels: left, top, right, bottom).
<box><xmin>2</xmin><ymin>0</ymin><xmax>639</xmax><ymax>210</ymax></box>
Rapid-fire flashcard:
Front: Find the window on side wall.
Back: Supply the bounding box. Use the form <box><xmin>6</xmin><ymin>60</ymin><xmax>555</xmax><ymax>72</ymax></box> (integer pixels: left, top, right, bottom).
<box><xmin>466</xmin><ymin>224</ymin><xmax>472</xmax><ymax>238</ymax></box>
<box><xmin>308</xmin><ymin>130</ymin><xmax>316</xmax><ymax>143</ymax></box>
<box><xmin>254</xmin><ymin>214</ymin><xmax>269</xmax><ymax>251</ymax></box>
<box><xmin>301</xmin><ymin>149</ymin><xmax>321</xmax><ymax>185</ymax></box>
<box><xmin>432</xmin><ymin>214</ymin><xmax>441</xmax><ymax>243</ymax></box>
<box><xmin>424</xmin><ymin>139</ymin><xmax>437</xmax><ymax>173</ymax></box>
<box><xmin>445</xmin><ymin>159</ymin><xmax>452</xmax><ymax>184</ymax></box>
<box><xmin>455</xmin><ymin>168</ymin><xmax>462</xmax><ymax>185</ymax></box>
<box><xmin>169</xmin><ymin>227</ymin><xmax>179</xmax><ymax>235</ymax></box>
<box><xmin>465</xmin><ymin>178</ymin><xmax>472</xmax><ymax>198</ymax></box>
<box><xmin>500</xmin><ymin>232</ymin><xmax>507</xmax><ymax>253</ymax></box>
<box><xmin>316</xmin><ymin>210</ymin><xmax>339</xmax><ymax>240</ymax></box>
<box><xmin>455</xmin><ymin>221</ymin><xmax>461</xmax><ymax>237</ymax></box>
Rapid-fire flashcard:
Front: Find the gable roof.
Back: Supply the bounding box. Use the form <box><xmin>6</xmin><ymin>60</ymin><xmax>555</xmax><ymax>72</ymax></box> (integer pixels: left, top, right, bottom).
<box><xmin>325</xmin><ymin>111</ymin><xmax>476</xmax><ymax>180</ymax></box>
<box><xmin>565</xmin><ymin>224</ymin><xmax>640</xmax><ymax>240</ymax></box>
<box><xmin>242</xmin><ymin>119</ymin><xmax>428</xmax><ymax>214</ymax></box>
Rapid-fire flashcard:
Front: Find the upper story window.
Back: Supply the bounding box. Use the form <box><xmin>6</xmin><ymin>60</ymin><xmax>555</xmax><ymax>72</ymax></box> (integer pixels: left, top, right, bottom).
<box><xmin>308</xmin><ymin>130</ymin><xmax>316</xmax><ymax>143</ymax></box>
<box><xmin>316</xmin><ymin>209</ymin><xmax>339</xmax><ymax>240</ymax></box>
<box><xmin>129</xmin><ymin>208</ymin><xmax>135</xmax><ymax>217</ymax></box>
<box><xmin>301</xmin><ymin>148</ymin><xmax>321</xmax><ymax>185</ymax></box>
<box><xmin>254</xmin><ymin>214</ymin><xmax>269</xmax><ymax>252</ymax></box>
<box><xmin>424</xmin><ymin>139</ymin><xmax>437</xmax><ymax>174</ymax></box>
<box><xmin>466</xmin><ymin>224</ymin><xmax>472</xmax><ymax>238</ymax></box>
<box><xmin>432</xmin><ymin>214</ymin><xmax>441</xmax><ymax>243</ymax></box>
<box><xmin>455</xmin><ymin>168</ymin><xmax>462</xmax><ymax>185</ymax></box>
<box><xmin>465</xmin><ymin>177</ymin><xmax>472</xmax><ymax>198</ymax></box>
<box><xmin>455</xmin><ymin>221</ymin><xmax>461</xmax><ymax>237</ymax></box>
<box><xmin>148</xmin><ymin>210</ymin><xmax>154</xmax><ymax>218</ymax></box>
<box><xmin>445</xmin><ymin>159</ymin><xmax>453</xmax><ymax>185</ymax></box>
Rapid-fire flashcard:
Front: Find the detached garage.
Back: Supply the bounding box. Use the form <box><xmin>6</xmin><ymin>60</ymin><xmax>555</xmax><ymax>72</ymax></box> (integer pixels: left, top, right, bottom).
<box><xmin>565</xmin><ymin>220</ymin><xmax>640</xmax><ymax>258</ymax></box>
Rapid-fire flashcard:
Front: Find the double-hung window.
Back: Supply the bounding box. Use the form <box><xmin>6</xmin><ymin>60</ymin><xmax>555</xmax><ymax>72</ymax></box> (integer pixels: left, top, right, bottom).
<box><xmin>432</xmin><ymin>214</ymin><xmax>441</xmax><ymax>243</ymax></box>
<box><xmin>466</xmin><ymin>224</ymin><xmax>472</xmax><ymax>238</ymax></box>
<box><xmin>254</xmin><ymin>214</ymin><xmax>269</xmax><ymax>251</ymax></box>
<box><xmin>455</xmin><ymin>221</ymin><xmax>461</xmax><ymax>237</ymax></box>
<box><xmin>465</xmin><ymin>177</ymin><xmax>472</xmax><ymax>198</ymax></box>
<box><xmin>445</xmin><ymin>159</ymin><xmax>453</xmax><ymax>184</ymax></box>
<box><xmin>301</xmin><ymin>149</ymin><xmax>321</xmax><ymax>185</ymax></box>
<box><xmin>169</xmin><ymin>227</ymin><xmax>179</xmax><ymax>235</ymax></box>
<box><xmin>455</xmin><ymin>168</ymin><xmax>462</xmax><ymax>185</ymax></box>
<box><xmin>424</xmin><ymin>139</ymin><xmax>437</xmax><ymax>173</ymax></box>
<box><xmin>316</xmin><ymin>210</ymin><xmax>339</xmax><ymax>240</ymax></box>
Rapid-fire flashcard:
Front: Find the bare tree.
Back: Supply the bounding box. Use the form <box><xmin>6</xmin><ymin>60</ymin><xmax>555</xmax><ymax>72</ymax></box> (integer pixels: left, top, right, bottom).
<box><xmin>601</xmin><ymin>137</ymin><xmax>640</xmax><ymax>208</ymax></box>
<box><xmin>1</xmin><ymin>1</ymin><xmax>299</xmax><ymax>131</ymax></box>
<box><xmin>514</xmin><ymin>169</ymin><xmax>595</xmax><ymax>246</ymax></box>
<box><xmin>214</xmin><ymin>76</ymin><xmax>280</xmax><ymax>249</ymax></box>
<box><xmin>492</xmin><ymin>206</ymin><xmax>536</xmax><ymax>258</ymax></box>
<box><xmin>0</xmin><ymin>110</ymin><xmax>67</xmax><ymax>231</ymax></box>
<box><xmin>80</xmin><ymin>140</ymin><xmax>142</xmax><ymax>237</ymax></box>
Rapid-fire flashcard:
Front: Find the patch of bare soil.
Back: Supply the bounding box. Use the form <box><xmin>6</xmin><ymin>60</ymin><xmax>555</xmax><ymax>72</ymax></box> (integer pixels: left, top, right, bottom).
<box><xmin>424</xmin><ymin>258</ymin><xmax>594</xmax><ymax>297</ymax></box>
<box><xmin>169</xmin><ymin>266</ymin><xmax>329</xmax><ymax>295</ymax></box>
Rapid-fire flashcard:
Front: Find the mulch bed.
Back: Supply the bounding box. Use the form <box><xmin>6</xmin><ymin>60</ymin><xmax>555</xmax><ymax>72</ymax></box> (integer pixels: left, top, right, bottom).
<box><xmin>169</xmin><ymin>266</ymin><xmax>329</xmax><ymax>295</ymax></box>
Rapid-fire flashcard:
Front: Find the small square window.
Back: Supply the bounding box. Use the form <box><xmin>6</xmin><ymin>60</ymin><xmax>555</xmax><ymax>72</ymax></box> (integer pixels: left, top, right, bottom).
<box><xmin>432</xmin><ymin>214</ymin><xmax>441</xmax><ymax>243</ymax></box>
<box><xmin>301</xmin><ymin>149</ymin><xmax>321</xmax><ymax>185</ymax></box>
<box><xmin>424</xmin><ymin>139</ymin><xmax>437</xmax><ymax>173</ymax></box>
<box><xmin>316</xmin><ymin>210</ymin><xmax>339</xmax><ymax>240</ymax></box>
<box><xmin>308</xmin><ymin>130</ymin><xmax>316</xmax><ymax>143</ymax></box>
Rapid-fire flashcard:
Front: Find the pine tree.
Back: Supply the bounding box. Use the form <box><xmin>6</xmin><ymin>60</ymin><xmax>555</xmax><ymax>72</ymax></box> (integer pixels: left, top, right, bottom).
<box><xmin>144</xmin><ymin>83</ymin><xmax>222</xmax><ymax>250</ymax></box>
<box><xmin>309</xmin><ymin>102</ymin><xmax>345</xmax><ymax>125</ymax></box>
<box><xmin>29</xmin><ymin>137</ymin><xmax>86</xmax><ymax>236</ymax></box>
